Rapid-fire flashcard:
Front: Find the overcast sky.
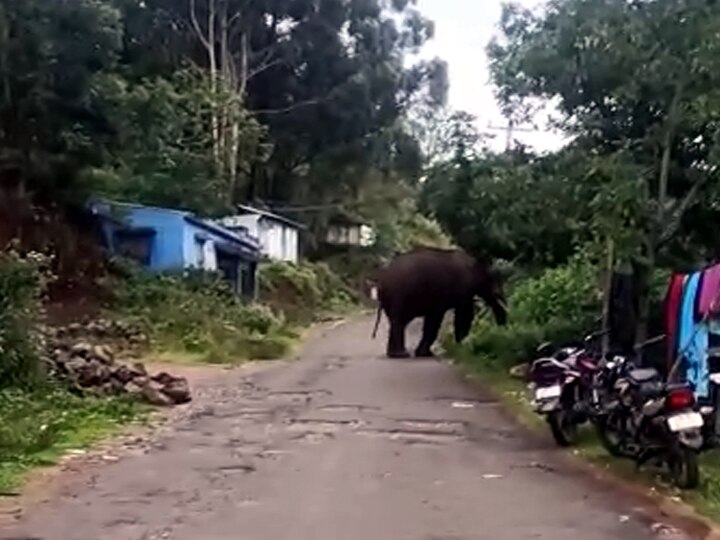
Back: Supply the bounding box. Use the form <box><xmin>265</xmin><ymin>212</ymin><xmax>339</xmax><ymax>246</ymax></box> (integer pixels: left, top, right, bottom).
<box><xmin>414</xmin><ymin>0</ymin><xmax>569</xmax><ymax>153</ymax></box>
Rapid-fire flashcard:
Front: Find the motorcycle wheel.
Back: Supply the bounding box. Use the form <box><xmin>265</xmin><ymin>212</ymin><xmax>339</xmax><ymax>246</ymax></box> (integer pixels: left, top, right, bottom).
<box><xmin>595</xmin><ymin>414</ymin><xmax>624</xmax><ymax>457</ymax></box>
<box><xmin>668</xmin><ymin>448</ymin><xmax>700</xmax><ymax>490</ymax></box>
<box><xmin>548</xmin><ymin>409</ymin><xmax>578</xmax><ymax>446</ymax></box>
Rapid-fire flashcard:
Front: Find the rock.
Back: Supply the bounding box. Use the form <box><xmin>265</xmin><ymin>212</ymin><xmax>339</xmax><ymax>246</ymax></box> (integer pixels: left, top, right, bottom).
<box><xmin>111</xmin><ymin>364</ymin><xmax>135</xmax><ymax>384</ymax></box>
<box><xmin>71</xmin><ymin>341</ymin><xmax>93</xmax><ymax>358</ymax></box>
<box><xmin>161</xmin><ymin>378</ymin><xmax>191</xmax><ymax>404</ymax></box>
<box><xmin>141</xmin><ymin>381</ymin><xmax>174</xmax><ymax>407</ymax></box>
<box><xmin>78</xmin><ymin>359</ymin><xmax>111</xmax><ymax>387</ymax></box>
<box><xmin>132</xmin><ymin>376</ymin><xmax>150</xmax><ymax>387</ymax></box>
<box><xmin>91</xmin><ymin>345</ymin><xmax>114</xmax><ymax>365</ymax></box>
<box><xmin>124</xmin><ymin>380</ymin><xmax>145</xmax><ymax>397</ymax></box>
<box><xmin>152</xmin><ymin>372</ymin><xmax>176</xmax><ymax>386</ymax></box>
<box><xmin>130</xmin><ymin>362</ymin><xmax>148</xmax><ymax>377</ymax></box>
<box><xmin>65</xmin><ymin>356</ymin><xmax>88</xmax><ymax>375</ymax></box>
<box><xmin>100</xmin><ymin>379</ymin><xmax>125</xmax><ymax>396</ymax></box>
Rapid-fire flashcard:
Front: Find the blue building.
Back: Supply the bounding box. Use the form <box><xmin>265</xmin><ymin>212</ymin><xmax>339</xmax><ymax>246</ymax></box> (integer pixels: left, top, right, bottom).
<box><xmin>89</xmin><ymin>200</ymin><xmax>261</xmax><ymax>298</ymax></box>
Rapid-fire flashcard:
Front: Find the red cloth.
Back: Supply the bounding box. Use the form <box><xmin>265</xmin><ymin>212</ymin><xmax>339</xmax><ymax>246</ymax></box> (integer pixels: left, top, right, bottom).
<box><xmin>665</xmin><ymin>273</ymin><xmax>685</xmax><ymax>368</ymax></box>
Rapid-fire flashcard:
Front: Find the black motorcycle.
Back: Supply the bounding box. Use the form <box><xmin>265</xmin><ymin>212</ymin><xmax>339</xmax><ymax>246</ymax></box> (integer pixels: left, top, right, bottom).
<box><xmin>595</xmin><ymin>366</ymin><xmax>703</xmax><ymax>489</ymax></box>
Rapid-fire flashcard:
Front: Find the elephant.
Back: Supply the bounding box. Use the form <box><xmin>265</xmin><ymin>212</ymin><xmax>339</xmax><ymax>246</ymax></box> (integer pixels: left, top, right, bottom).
<box><xmin>371</xmin><ymin>247</ymin><xmax>507</xmax><ymax>358</ymax></box>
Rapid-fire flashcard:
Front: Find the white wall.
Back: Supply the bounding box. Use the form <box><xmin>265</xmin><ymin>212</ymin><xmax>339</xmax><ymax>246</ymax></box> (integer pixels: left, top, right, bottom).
<box><xmin>261</xmin><ymin>219</ymin><xmax>298</xmax><ymax>262</ymax></box>
<box><xmin>217</xmin><ymin>213</ymin><xmax>298</xmax><ymax>262</ymax></box>
<box><xmin>326</xmin><ymin>224</ymin><xmax>374</xmax><ymax>247</ymax></box>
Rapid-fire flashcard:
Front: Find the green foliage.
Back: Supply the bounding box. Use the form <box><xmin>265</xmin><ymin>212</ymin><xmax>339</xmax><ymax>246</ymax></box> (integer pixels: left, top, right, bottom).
<box><xmin>453</xmin><ymin>254</ymin><xmax>600</xmax><ymax>371</ymax></box>
<box><xmin>84</xmin><ymin>68</ymin><xmax>264</xmax><ymax>214</ymax></box>
<box><xmin>510</xmin><ymin>254</ymin><xmax>600</xmax><ymax>329</ymax></box>
<box><xmin>0</xmin><ymin>388</ymin><xmax>141</xmax><ymax>491</ymax></box>
<box><xmin>0</xmin><ymin>250</ymin><xmax>49</xmax><ymax>389</ymax></box>
<box><xmin>111</xmin><ymin>270</ymin><xmax>295</xmax><ymax>363</ymax></box>
<box><xmin>0</xmin><ymin>0</ymin><xmax>447</xmax><ymax>218</ymax></box>
<box><xmin>373</xmin><ymin>202</ymin><xmax>452</xmax><ymax>256</ymax></box>
<box><xmin>259</xmin><ymin>261</ymin><xmax>357</xmax><ymax>324</ymax></box>
<box><xmin>421</xmin><ymin>147</ymin><xmax>595</xmax><ymax>265</ymax></box>
<box><xmin>487</xmin><ymin>0</ymin><xmax>720</xmax><ymax>265</ymax></box>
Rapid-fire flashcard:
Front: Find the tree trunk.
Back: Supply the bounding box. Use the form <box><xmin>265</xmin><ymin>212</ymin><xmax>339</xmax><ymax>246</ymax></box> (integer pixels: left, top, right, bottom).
<box><xmin>601</xmin><ymin>238</ymin><xmax>614</xmax><ymax>357</ymax></box>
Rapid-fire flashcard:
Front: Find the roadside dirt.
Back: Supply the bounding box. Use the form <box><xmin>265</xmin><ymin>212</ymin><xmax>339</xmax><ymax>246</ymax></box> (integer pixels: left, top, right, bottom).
<box><xmin>0</xmin><ymin>318</ymin><xmax>697</xmax><ymax>539</ymax></box>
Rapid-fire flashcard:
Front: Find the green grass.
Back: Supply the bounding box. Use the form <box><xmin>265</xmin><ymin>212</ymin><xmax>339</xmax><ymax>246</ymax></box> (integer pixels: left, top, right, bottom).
<box><xmin>0</xmin><ymin>388</ymin><xmax>147</xmax><ymax>492</ymax></box>
<box><xmin>448</xmin><ymin>343</ymin><xmax>720</xmax><ymax>523</ymax></box>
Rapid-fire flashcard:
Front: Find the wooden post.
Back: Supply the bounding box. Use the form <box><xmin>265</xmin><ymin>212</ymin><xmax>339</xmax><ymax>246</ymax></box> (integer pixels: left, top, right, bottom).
<box><xmin>601</xmin><ymin>238</ymin><xmax>615</xmax><ymax>358</ymax></box>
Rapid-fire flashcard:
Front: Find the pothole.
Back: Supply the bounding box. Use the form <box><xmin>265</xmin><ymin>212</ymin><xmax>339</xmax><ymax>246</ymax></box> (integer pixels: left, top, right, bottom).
<box><xmin>319</xmin><ymin>404</ymin><xmax>380</xmax><ymax>413</ymax></box>
<box><xmin>286</xmin><ymin>418</ymin><xmax>363</xmax><ymax>432</ymax></box>
<box><xmin>396</xmin><ymin>419</ymin><xmax>468</xmax><ymax>431</ymax></box>
<box><xmin>267</xmin><ymin>390</ymin><xmax>332</xmax><ymax>402</ymax></box>
<box><xmin>354</xmin><ymin>428</ymin><xmax>464</xmax><ymax>444</ymax></box>
<box><xmin>290</xmin><ymin>431</ymin><xmax>336</xmax><ymax>443</ymax></box>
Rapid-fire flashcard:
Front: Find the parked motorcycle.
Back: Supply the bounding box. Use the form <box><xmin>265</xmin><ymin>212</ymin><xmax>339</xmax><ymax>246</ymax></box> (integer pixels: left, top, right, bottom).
<box><xmin>595</xmin><ymin>366</ymin><xmax>703</xmax><ymax>489</ymax></box>
<box><xmin>530</xmin><ymin>333</ymin><xmax>605</xmax><ymax>446</ymax></box>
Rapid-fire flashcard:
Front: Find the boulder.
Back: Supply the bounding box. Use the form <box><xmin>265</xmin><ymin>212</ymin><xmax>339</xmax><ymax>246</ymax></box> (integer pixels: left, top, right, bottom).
<box><xmin>111</xmin><ymin>364</ymin><xmax>135</xmax><ymax>385</ymax></box>
<box><xmin>91</xmin><ymin>345</ymin><xmax>114</xmax><ymax>365</ymax></box>
<box><xmin>161</xmin><ymin>378</ymin><xmax>191</xmax><ymax>404</ymax></box>
<box><xmin>65</xmin><ymin>356</ymin><xmax>89</xmax><ymax>376</ymax></box>
<box><xmin>130</xmin><ymin>362</ymin><xmax>148</xmax><ymax>378</ymax></box>
<box><xmin>141</xmin><ymin>380</ymin><xmax>174</xmax><ymax>407</ymax></box>
<box><xmin>77</xmin><ymin>359</ymin><xmax>112</xmax><ymax>387</ymax></box>
<box><xmin>152</xmin><ymin>372</ymin><xmax>175</xmax><ymax>386</ymax></box>
<box><xmin>71</xmin><ymin>341</ymin><xmax>93</xmax><ymax>358</ymax></box>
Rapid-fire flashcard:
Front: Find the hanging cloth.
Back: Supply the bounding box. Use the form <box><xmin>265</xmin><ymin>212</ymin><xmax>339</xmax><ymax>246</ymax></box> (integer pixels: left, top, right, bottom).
<box><xmin>665</xmin><ymin>273</ymin><xmax>686</xmax><ymax>369</ymax></box>
<box><xmin>697</xmin><ymin>263</ymin><xmax>720</xmax><ymax>319</ymax></box>
<box><xmin>608</xmin><ymin>272</ymin><xmax>637</xmax><ymax>355</ymax></box>
<box><xmin>678</xmin><ymin>272</ymin><xmax>710</xmax><ymax>399</ymax></box>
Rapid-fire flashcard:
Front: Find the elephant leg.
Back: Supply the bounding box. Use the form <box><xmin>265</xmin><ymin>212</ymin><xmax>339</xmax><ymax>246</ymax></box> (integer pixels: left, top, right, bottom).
<box><xmin>454</xmin><ymin>300</ymin><xmax>475</xmax><ymax>344</ymax></box>
<box><xmin>416</xmin><ymin>312</ymin><xmax>444</xmax><ymax>358</ymax></box>
<box><xmin>387</xmin><ymin>316</ymin><xmax>410</xmax><ymax>358</ymax></box>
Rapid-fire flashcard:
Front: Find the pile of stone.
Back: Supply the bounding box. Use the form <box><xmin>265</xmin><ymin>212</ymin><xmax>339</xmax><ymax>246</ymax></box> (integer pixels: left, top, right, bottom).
<box><xmin>48</xmin><ymin>318</ymin><xmax>149</xmax><ymax>357</ymax></box>
<box><xmin>42</xmin><ymin>320</ymin><xmax>191</xmax><ymax>407</ymax></box>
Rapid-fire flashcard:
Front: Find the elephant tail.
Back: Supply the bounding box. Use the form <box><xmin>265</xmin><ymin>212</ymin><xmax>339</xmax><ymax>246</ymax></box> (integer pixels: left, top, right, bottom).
<box><xmin>371</xmin><ymin>305</ymin><xmax>382</xmax><ymax>339</ymax></box>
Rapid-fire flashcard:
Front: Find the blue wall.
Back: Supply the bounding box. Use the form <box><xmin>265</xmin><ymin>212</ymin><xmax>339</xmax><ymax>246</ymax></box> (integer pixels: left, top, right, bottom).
<box><xmin>122</xmin><ymin>206</ymin><xmax>186</xmax><ymax>270</ymax></box>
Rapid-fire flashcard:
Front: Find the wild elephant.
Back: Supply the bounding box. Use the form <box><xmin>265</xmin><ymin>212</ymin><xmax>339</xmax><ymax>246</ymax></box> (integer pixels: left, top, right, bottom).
<box><xmin>371</xmin><ymin>248</ymin><xmax>507</xmax><ymax>358</ymax></box>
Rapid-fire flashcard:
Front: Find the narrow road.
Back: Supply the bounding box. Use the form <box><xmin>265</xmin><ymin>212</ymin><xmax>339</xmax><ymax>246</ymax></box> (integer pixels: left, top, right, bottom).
<box><xmin>1</xmin><ymin>318</ymin><xmax>694</xmax><ymax>539</ymax></box>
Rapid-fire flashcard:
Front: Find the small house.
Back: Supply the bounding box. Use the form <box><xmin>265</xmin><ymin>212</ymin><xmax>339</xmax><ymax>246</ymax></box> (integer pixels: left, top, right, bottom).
<box><xmin>89</xmin><ymin>200</ymin><xmax>261</xmax><ymax>298</ymax></box>
<box><xmin>217</xmin><ymin>204</ymin><xmax>303</xmax><ymax>263</ymax></box>
<box><xmin>324</xmin><ymin>215</ymin><xmax>375</xmax><ymax>248</ymax></box>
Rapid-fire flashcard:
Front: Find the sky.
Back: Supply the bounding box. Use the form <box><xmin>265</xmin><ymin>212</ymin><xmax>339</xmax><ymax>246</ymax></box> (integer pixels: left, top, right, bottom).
<box><xmin>414</xmin><ymin>0</ymin><xmax>569</xmax><ymax>154</ymax></box>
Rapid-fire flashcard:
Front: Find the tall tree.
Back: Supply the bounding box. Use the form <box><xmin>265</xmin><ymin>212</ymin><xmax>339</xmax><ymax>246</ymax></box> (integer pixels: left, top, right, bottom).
<box><xmin>488</xmin><ymin>0</ymin><xmax>720</xmax><ymax>339</ymax></box>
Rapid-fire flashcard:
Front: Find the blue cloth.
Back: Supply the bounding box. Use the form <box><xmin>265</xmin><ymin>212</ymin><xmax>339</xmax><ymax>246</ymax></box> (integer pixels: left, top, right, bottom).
<box><xmin>678</xmin><ymin>272</ymin><xmax>710</xmax><ymax>398</ymax></box>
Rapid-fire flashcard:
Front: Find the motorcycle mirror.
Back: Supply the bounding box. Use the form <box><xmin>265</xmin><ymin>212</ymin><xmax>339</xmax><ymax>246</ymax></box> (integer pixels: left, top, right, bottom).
<box><xmin>536</xmin><ymin>342</ymin><xmax>553</xmax><ymax>356</ymax></box>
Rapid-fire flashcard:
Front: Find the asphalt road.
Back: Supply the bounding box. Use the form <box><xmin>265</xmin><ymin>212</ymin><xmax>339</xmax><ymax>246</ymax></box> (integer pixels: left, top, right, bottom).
<box><xmin>0</xmin><ymin>318</ymin><xmax>694</xmax><ymax>539</ymax></box>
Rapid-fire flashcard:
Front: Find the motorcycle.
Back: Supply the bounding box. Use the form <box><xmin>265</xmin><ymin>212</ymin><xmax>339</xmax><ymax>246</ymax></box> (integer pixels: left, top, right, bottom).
<box><xmin>595</xmin><ymin>366</ymin><xmax>703</xmax><ymax>489</ymax></box>
<box><xmin>529</xmin><ymin>333</ymin><xmax>605</xmax><ymax>446</ymax></box>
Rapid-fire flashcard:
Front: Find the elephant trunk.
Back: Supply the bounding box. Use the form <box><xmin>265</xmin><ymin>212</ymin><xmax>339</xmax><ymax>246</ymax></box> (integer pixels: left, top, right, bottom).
<box><xmin>485</xmin><ymin>296</ymin><xmax>508</xmax><ymax>326</ymax></box>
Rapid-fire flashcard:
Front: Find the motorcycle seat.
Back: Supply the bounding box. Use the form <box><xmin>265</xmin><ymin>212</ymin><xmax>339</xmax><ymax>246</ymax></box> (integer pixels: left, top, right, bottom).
<box><xmin>627</xmin><ymin>368</ymin><xmax>661</xmax><ymax>385</ymax></box>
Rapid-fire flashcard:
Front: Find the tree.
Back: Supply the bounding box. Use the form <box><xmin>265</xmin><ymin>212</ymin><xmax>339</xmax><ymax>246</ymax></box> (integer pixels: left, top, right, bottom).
<box><xmin>0</xmin><ymin>0</ymin><xmax>123</xmax><ymax>200</ymax></box>
<box><xmin>488</xmin><ymin>0</ymin><xmax>720</xmax><ymax>340</ymax></box>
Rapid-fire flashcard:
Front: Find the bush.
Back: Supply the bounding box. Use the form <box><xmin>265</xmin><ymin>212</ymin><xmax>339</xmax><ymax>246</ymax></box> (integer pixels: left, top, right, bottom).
<box><xmin>0</xmin><ymin>249</ymin><xmax>49</xmax><ymax>389</ymax></box>
<box><xmin>110</xmin><ymin>269</ymin><xmax>295</xmax><ymax>363</ymax></box>
<box><xmin>259</xmin><ymin>260</ymin><xmax>356</xmax><ymax>323</ymax></box>
<box><xmin>510</xmin><ymin>254</ymin><xmax>601</xmax><ymax>329</ymax></box>
<box><xmin>456</xmin><ymin>254</ymin><xmax>601</xmax><ymax>372</ymax></box>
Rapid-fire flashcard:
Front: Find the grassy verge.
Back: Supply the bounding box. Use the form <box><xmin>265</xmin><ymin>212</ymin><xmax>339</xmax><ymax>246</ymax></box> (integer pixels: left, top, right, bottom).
<box><xmin>447</xmin><ymin>341</ymin><xmax>720</xmax><ymax>522</ymax></box>
<box><xmin>0</xmin><ymin>388</ymin><xmax>146</xmax><ymax>492</ymax></box>
<box><xmin>106</xmin><ymin>261</ymin><xmax>360</xmax><ymax>366</ymax></box>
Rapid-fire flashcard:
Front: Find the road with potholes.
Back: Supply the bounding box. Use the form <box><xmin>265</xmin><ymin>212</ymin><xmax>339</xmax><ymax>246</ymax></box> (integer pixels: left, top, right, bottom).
<box><xmin>0</xmin><ymin>317</ymin><xmax>696</xmax><ymax>539</ymax></box>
